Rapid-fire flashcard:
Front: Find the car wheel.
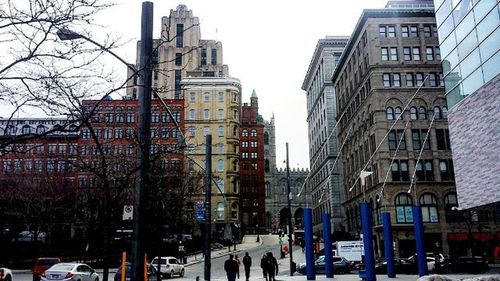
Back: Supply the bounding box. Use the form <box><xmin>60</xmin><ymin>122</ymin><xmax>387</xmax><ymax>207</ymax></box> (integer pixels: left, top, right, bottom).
<box><xmin>335</xmin><ymin>268</ymin><xmax>346</xmax><ymax>274</ymax></box>
<box><xmin>180</xmin><ymin>269</ymin><xmax>184</xmax><ymax>277</ymax></box>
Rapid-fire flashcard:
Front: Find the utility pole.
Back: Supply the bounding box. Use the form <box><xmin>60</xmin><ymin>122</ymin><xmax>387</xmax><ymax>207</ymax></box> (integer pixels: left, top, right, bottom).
<box><xmin>204</xmin><ymin>135</ymin><xmax>212</xmax><ymax>281</ymax></box>
<box><xmin>286</xmin><ymin>143</ymin><xmax>294</xmax><ymax>275</ymax></box>
<box><xmin>131</xmin><ymin>2</ymin><xmax>153</xmax><ymax>281</ymax></box>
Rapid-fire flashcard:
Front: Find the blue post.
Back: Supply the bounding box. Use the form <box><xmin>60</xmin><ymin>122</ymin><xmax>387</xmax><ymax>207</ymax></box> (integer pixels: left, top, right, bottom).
<box><xmin>413</xmin><ymin>205</ymin><xmax>428</xmax><ymax>277</ymax></box>
<box><xmin>382</xmin><ymin>212</ymin><xmax>396</xmax><ymax>278</ymax></box>
<box><xmin>361</xmin><ymin>202</ymin><xmax>376</xmax><ymax>281</ymax></box>
<box><xmin>304</xmin><ymin>208</ymin><xmax>315</xmax><ymax>280</ymax></box>
<box><xmin>322</xmin><ymin>213</ymin><xmax>334</xmax><ymax>278</ymax></box>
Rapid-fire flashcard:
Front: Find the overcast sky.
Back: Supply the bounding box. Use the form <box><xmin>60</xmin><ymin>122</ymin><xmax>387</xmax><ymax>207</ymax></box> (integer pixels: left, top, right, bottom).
<box><xmin>92</xmin><ymin>0</ymin><xmax>388</xmax><ymax>168</ymax></box>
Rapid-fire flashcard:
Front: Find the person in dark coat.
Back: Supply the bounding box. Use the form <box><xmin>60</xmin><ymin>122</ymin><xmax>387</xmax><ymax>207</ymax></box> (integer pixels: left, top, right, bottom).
<box><xmin>265</xmin><ymin>252</ymin><xmax>279</xmax><ymax>281</ymax></box>
<box><xmin>242</xmin><ymin>252</ymin><xmax>252</xmax><ymax>281</ymax></box>
<box><xmin>260</xmin><ymin>254</ymin><xmax>268</xmax><ymax>281</ymax></box>
<box><xmin>224</xmin><ymin>254</ymin><xmax>240</xmax><ymax>281</ymax></box>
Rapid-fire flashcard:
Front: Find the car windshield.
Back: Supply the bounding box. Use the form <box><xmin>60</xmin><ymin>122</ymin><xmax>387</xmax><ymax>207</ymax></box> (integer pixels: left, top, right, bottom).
<box><xmin>37</xmin><ymin>259</ymin><xmax>59</xmax><ymax>266</ymax></box>
<box><xmin>50</xmin><ymin>264</ymin><xmax>75</xmax><ymax>271</ymax></box>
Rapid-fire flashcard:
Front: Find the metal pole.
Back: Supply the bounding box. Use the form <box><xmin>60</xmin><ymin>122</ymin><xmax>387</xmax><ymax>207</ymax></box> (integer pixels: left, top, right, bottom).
<box><xmin>413</xmin><ymin>205</ymin><xmax>428</xmax><ymax>277</ymax></box>
<box><xmin>303</xmin><ymin>208</ymin><xmax>315</xmax><ymax>280</ymax></box>
<box><xmin>204</xmin><ymin>135</ymin><xmax>212</xmax><ymax>281</ymax></box>
<box><xmin>382</xmin><ymin>212</ymin><xmax>396</xmax><ymax>278</ymax></box>
<box><xmin>322</xmin><ymin>213</ymin><xmax>334</xmax><ymax>278</ymax></box>
<box><xmin>286</xmin><ymin>143</ymin><xmax>294</xmax><ymax>276</ymax></box>
<box><xmin>131</xmin><ymin>2</ymin><xmax>153</xmax><ymax>281</ymax></box>
<box><xmin>361</xmin><ymin>202</ymin><xmax>376</xmax><ymax>281</ymax></box>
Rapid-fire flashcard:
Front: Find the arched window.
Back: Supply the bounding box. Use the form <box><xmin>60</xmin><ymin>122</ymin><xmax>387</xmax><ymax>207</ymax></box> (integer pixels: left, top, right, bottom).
<box><xmin>264</xmin><ymin>159</ymin><xmax>270</xmax><ymax>173</ymax></box>
<box><xmin>420</xmin><ymin>193</ymin><xmax>439</xmax><ymax>222</ymax></box>
<box><xmin>231</xmin><ymin>203</ymin><xmax>239</xmax><ymax>219</ymax></box>
<box><xmin>395</xmin><ymin>193</ymin><xmax>413</xmax><ymax>223</ymax></box>
<box><xmin>216</xmin><ymin>203</ymin><xmax>225</xmax><ymax>220</ymax></box>
<box><xmin>251</xmin><ymin>129</ymin><xmax>257</xmax><ymax>137</ymax></box>
<box><xmin>265</xmin><ymin>181</ymin><xmax>271</xmax><ymax>198</ymax></box>
<box><xmin>418</xmin><ymin>106</ymin><xmax>427</xmax><ymax>120</ymax></box>
<box><xmin>444</xmin><ymin>193</ymin><xmax>462</xmax><ymax>223</ymax></box>
<box><xmin>410</xmin><ymin>107</ymin><xmax>418</xmax><ymax>120</ymax></box>
<box><xmin>21</xmin><ymin>125</ymin><xmax>31</xmax><ymax>134</ymax></box>
<box><xmin>242</xmin><ymin>129</ymin><xmax>248</xmax><ymax>137</ymax></box>
<box><xmin>433</xmin><ymin>106</ymin><xmax>442</xmax><ymax>119</ymax></box>
<box><xmin>216</xmin><ymin>179</ymin><xmax>225</xmax><ymax>193</ymax></box>
<box><xmin>442</xmin><ymin>106</ymin><xmax>448</xmax><ymax>119</ymax></box>
<box><xmin>386</xmin><ymin>107</ymin><xmax>394</xmax><ymax>120</ymax></box>
<box><xmin>395</xmin><ymin>107</ymin><xmax>403</xmax><ymax>120</ymax></box>
<box><xmin>264</xmin><ymin>132</ymin><xmax>269</xmax><ymax>145</ymax></box>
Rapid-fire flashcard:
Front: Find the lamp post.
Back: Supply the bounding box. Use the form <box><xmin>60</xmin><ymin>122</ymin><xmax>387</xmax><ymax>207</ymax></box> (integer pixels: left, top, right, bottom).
<box><xmin>285</xmin><ymin>143</ymin><xmax>294</xmax><ymax>276</ymax></box>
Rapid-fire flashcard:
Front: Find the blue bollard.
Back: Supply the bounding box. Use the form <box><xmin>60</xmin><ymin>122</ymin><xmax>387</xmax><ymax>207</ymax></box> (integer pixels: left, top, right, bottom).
<box><xmin>361</xmin><ymin>202</ymin><xmax>376</xmax><ymax>281</ymax></box>
<box><xmin>322</xmin><ymin>213</ymin><xmax>334</xmax><ymax>278</ymax></box>
<box><xmin>382</xmin><ymin>212</ymin><xmax>396</xmax><ymax>278</ymax></box>
<box><xmin>304</xmin><ymin>208</ymin><xmax>316</xmax><ymax>280</ymax></box>
<box><xmin>413</xmin><ymin>205</ymin><xmax>428</xmax><ymax>277</ymax></box>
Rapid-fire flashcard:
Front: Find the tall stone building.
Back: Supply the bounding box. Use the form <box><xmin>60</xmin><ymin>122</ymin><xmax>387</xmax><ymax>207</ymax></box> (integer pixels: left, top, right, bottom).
<box><xmin>332</xmin><ymin>4</ymin><xmax>464</xmax><ymax>258</ymax></box>
<box><xmin>239</xmin><ymin>90</ymin><xmax>265</xmax><ymax>233</ymax></box>
<box><xmin>302</xmin><ymin>36</ymin><xmax>349</xmax><ymax>234</ymax></box>
<box><xmin>262</xmin><ymin>115</ymin><xmax>310</xmax><ymax>233</ymax></box>
<box><xmin>126</xmin><ymin>4</ymin><xmax>229</xmax><ymax>99</ymax></box>
<box><xmin>181</xmin><ymin>76</ymin><xmax>242</xmax><ymax>237</ymax></box>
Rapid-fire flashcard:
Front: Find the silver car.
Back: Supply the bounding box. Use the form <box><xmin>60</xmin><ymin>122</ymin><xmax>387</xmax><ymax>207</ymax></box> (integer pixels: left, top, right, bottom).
<box><xmin>41</xmin><ymin>263</ymin><xmax>99</xmax><ymax>281</ymax></box>
<box><xmin>0</xmin><ymin>267</ymin><xmax>13</xmax><ymax>281</ymax></box>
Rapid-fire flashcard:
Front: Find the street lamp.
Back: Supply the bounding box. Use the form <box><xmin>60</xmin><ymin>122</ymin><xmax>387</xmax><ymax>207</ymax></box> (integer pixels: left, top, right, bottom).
<box><xmin>285</xmin><ymin>143</ymin><xmax>294</xmax><ymax>276</ymax></box>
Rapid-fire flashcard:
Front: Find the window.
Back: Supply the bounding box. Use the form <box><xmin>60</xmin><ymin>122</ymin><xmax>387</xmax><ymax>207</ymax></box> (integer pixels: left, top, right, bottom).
<box><xmin>416</xmin><ymin>73</ymin><xmax>424</xmax><ymax>86</ymax></box>
<box><xmin>201</xmin><ymin>48</ymin><xmax>207</xmax><ymax>65</ymax></box>
<box><xmin>429</xmin><ymin>73</ymin><xmax>438</xmax><ymax>86</ymax></box>
<box><xmin>214</xmin><ymin>109</ymin><xmax>223</xmax><ymax>119</ymax></box>
<box><xmin>151</xmin><ymin>112</ymin><xmax>159</xmax><ymax>123</ymax></box>
<box><xmin>418</xmin><ymin>106</ymin><xmax>427</xmax><ymax>120</ymax></box>
<box><xmin>404</xmin><ymin>47</ymin><xmax>412</xmax><ymax>61</ymax></box>
<box><xmin>423</xmin><ymin>25</ymin><xmax>432</xmax><ymax>37</ymax></box>
<box><xmin>216</xmin><ymin>202</ymin><xmax>225</xmax><ymax>220</ymax></box>
<box><xmin>217</xmin><ymin>143</ymin><xmax>225</xmax><ymax>153</ymax></box>
<box><xmin>436</xmin><ymin>129</ymin><xmax>451</xmax><ymax>150</ymax></box>
<box><xmin>410</xmin><ymin>26</ymin><xmax>418</xmax><ymax>37</ymax></box>
<box><xmin>379</xmin><ymin>26</ymin><xmax>387</xmax><ymax>37</ymax></box>
<box><xmin>175</xmin><ymin>53</ymin><xmax>182</xmax><ymax>66</ymax></box>
<box><xmin>401</xmin><ymin>26</ymin><xmax>409</xmax><ymax>37</ymax></box>
<box><xmin>386</xmin><ymin>107</ymin><xmax>394</xmax><ymax>120</ymax></box>
<box><xmin>242</xmin><ymin>152</ymin><xmax>249</xmax><ymax>159</ymax></box>
<box><xmin>188</xmin><ymin>126</ymin><xmax>195</xmax><ymax>137</ymax></box>
<box><xmin>264</xmin><ymin>132</ymin><xmax>269</xmax><ymax>145</ymax></box>
<box><xmin>439</xmin><ymin>159</ymin><xmax>455</xmax><ymax>181</ymax></box>
<box><xmin>203</xmin><ymin>126</ymin><xmax>210</xmax><ymax>136</ymax></box>
<box><xmin>435</xmin><ymin>47</ymin><xmax>441</xmax><ymax>61</ymax></box>
<box><xmin>420</xmin><ymin>193</ymin><xmax>439</xmax><ymax>222</ymax></box>
<box><xmin>189</xmin><ymin>93</ymin><xmax>196</xmax><ymax>102</ymax></box>
<box><xmin>231</xmin><ymin>203</ymin><xmax>238</xmax><ymax>219</ymax></box>
<box><xmin>387</xmin><ymin>25</ymin><xmax>396</xmax><ymax>37</ymax></box>
<box><xmin>416</xmin><ymin>160</ymin><xmax>434</xmax><ymax>181</ymax></box>
<box><xmin>444</xmin><ymin>193</ymin><xmax>462</xmax><ymax>223</ymax></box>
<box><xmin>442</xmin><ymin>106</ymin><xmax>448</xmax><ymax>118</ymax></box>
<box><xmin>176</xmin><ymin>24</ymin><xmax>184</xmax><ymax>48</ymax></box>
<box><xmin>48</xmin><ymin>144</ymin><xmax>57</xmax><ymax>154</ymax></box>
<box><xmin>410</xmin><ymin>107</ymin><xmax>418</xmax><ymax>120</ymax></box>
<box><xmin>388</xmin><ymin>130</ymin><xmax>406</xmax><ymax>150</ymax></box>
<box><xmin>217</xmin><ymin>159</ymin><xmax>224</xmax><ymax>172</ymax></box>
<box><xmin>241</xmin><ymin>141</ymin><xmax>248</xmax><ymax>148</ymax></box>
<box><xmin>251</xmin><ymin>141</ymin><xmax>257</xmax><ymax>147</ymax></box>
<box><xmin>426</xmin><ymin>47</ymin><xmax>434</xmax><ymax>61</ymax></box>
<box><xmin>217</xmin><ymin>125</ymin><xmax>224</xmax><ymax>137</ymax></box>
<box><xmin>251</xmin><ymin>152</ymin><xmax>257</xmax><ymax>159</ymax></box>
<box><xmin>381</xmin><ymin>47</ymin><xmax>389</xmax><ymax>61</ymax></box>
<box><xmin>412</xmin><ymin>129</ymin><xmax>430</xmax><ymax>150</ymax></box>
<box><xmin>395</xmin><ymin>107</ymin><xmax>402</xmax><ymax>120</ymax></box>
<box><xmin>126</xmin><ymin>112</ymin><xmax>134</xmax><ymax>123</ymax></box>
<box><xmin>211</xmin><ymin>48</ymin><xmax>217</xmax><ymax>65</ymax></box>
<box><xmin>242</xmin><ymin>129</ymin><xmax>248</xmax><ymax>137</ymax></box>
<box><xmin>21</xmin><ymin>125</ymin><xmax>31</xmax><ymax>134</ymax></box>
<box><xmin>250</xmin><ymin>129</ymin><xmax>257</xmax><ymax>137</ymax></box>
<box><xmin>174</xmin><ymin>70</ymin><xmax>181</xmax><ymax>98</ymax></box>
<box><xmin>393</xmin><ymin>73</ymin><xmax>401</xmax><ymax>87</ymax></box>
<box><xmin>383</xmin><ymin>73</ymin><xmax>391</xmax><ymax>87</ymax></box>
<box><xmin>36</xmin><ymin>125</ymin><xmax>45</xmax><ymax>134</ymax></box>
<box><xmin>391</xmin><ymin>160</ymin><xmax>409</xmax><ymax>181</ymax></box>
<box><xmin>390</xmin><ymin>47</ymin><xmax>398</xmax><ymax>60</ymax></box>
<box><xmin>218</xmin><ymin>92</ymin><xmax>224</xmax><ymax>102</ymax></box>
<box><xmin>406</xmin><ymin>73</ymin><xmax>415</xmax><ymax>86</ymax></box>
<box><xmin>412</xmin><ymin>47</ymin><xmax>421</xmax><ymax>60</ymax></box>
<box><xmin>395</xmin><ymin>193</ymin><xmax>413</xmax><ymax>223</ymax></box>
<box><xmin>433</xmin><ymin>106</ymin><xmax>442</xmax><ymax>119</ymax></box>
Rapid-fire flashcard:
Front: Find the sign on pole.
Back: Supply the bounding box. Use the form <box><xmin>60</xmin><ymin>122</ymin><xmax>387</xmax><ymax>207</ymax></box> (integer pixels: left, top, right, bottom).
<box><xmin>195</xmin><ymin>200</ymin><xmax>205</xmax><ymax>221</ymax></box>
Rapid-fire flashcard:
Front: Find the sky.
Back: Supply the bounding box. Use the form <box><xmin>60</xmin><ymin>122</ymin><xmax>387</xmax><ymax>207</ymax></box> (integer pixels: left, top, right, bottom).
<box><xmin>88</xmin><ymin>0</ymin><xmax>388</xmax><ymax>168</ymax></box>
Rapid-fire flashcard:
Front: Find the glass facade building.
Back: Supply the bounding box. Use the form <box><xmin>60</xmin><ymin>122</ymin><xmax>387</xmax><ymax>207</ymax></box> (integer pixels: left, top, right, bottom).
<box><xmin>433</xmin><ymin>0</ymin><xmax>499</xmax><ymax>108</ymax></box>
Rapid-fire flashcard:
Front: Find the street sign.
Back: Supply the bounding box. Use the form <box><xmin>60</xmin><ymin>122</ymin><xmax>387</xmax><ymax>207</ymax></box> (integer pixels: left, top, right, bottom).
<box><xmin>195</xmin><ymin>200</ymin><xmax>205</xmax><ymax>221</ymax></box>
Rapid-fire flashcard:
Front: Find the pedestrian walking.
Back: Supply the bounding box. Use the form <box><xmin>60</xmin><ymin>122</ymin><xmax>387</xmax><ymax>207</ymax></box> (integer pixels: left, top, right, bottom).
<box><xmin>242</xmin><ymin>252</ymin><xmax>252</xmax><ymax>281</ymax></box>
<box><xmin>224</xmin><ymin>254</ymin><xmax>240</xmax><ymax>281</ymax></box>
<box><xmin>235</xmin><ymin>254</ymin><xmax>241</xmax><ymax>266</ymax></box>
<box><xmin>265</xmin><ymin>252</ymin><xmax>278</xmax><ymax>281</ymax></box>
<box><xmin>260</xmin><ymin>254</ymin><xmax>268</xmax><ymax>281</ymax></box>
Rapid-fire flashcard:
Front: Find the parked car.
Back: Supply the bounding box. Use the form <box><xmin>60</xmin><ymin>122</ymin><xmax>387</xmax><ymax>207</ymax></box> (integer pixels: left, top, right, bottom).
<box><xmin>407</xmin><ymin>253</ymin><xmax>449</xmax><ymax>272</ymax></box>
<box><xmin>114</xmin><ymin>262</ymin><xmax>158</xmax><ymax>281</ymax></box>
<box><xmin>150</xmin><ymin>257</ymin><xmax>184</xmax><ymax>279</ymax></box>
<box><xmin>296</xmin><ymin>255</ymin><xmax>351</xmax><ymax>275</ymax></box>
<box><xmin>41</xmin><ymin>263</ymin><xmax>99</xmax><ymax>281</ymax></box>
<box><xmin>374</xmin><ymin>257</ymin><xmax>417</xmax><ymax>274</ymax></box>
<box><xmin>0</xmin><ymin>267</ymin><xmax>13</xmax><ymax>281</ymax></box>
<box><xmin>450</xmin><ymin>256</ymin><xmax>489</xmax><ymax>273</ymax></box>
<box><xmin>33</xmin><ymin>257</ymin><xmax>61</xmax><ymax>281</ymax></box>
